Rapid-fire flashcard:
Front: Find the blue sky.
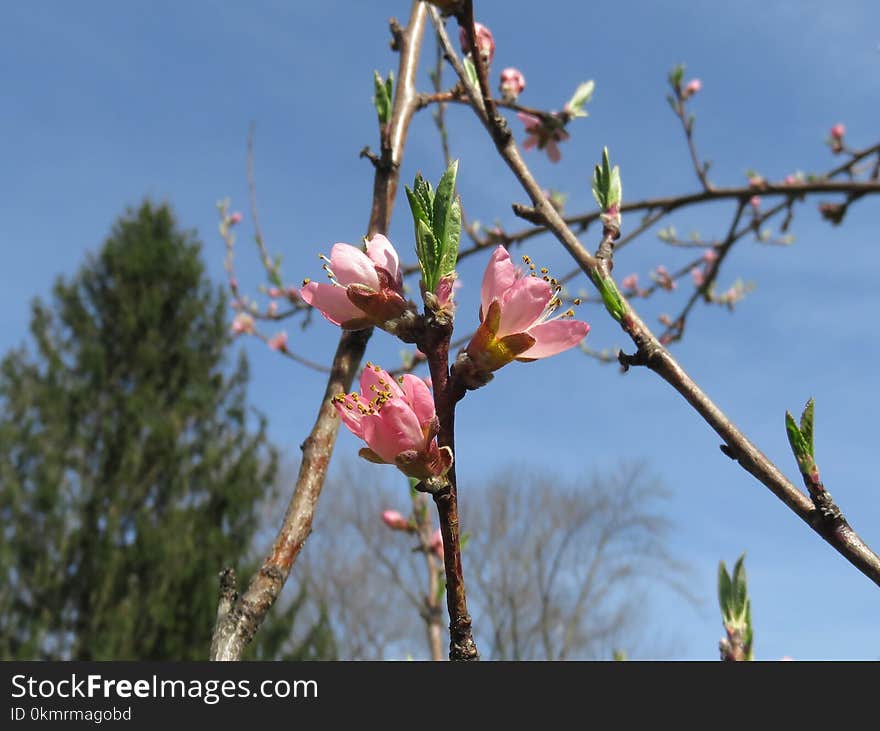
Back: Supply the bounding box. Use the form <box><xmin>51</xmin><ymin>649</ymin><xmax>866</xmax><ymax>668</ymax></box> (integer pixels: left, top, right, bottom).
<box><xmin>3</xmin><ymin>1</ymin><xmax>879</xmax><ymax>659</ymax></box>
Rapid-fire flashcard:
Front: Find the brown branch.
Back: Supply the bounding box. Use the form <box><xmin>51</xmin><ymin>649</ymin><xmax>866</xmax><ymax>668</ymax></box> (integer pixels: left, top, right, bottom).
<box><xmin>431</xmin><ymin>5</ymin><xmax>880</xmax><ymax>588</ymax></box>
<box><xmin>418</xmin><ymin>311</ymin><xmax>479</xmax><ymax>661</ymax></box>
<box><xmin>210</xmin><ymin>1</ymin><xmax>430</xmax><ymax>660</ymax></box>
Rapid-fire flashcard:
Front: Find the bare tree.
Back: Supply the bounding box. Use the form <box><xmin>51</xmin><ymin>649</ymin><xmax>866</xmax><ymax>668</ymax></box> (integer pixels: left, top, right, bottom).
<box><xmin>278</xmin><ymin>459</ymin><xmax>686</xmax><ymax>660</ymax></box>
<box><xmin>465</xmin><ymin>462</ymin><xmax>688</xmax><ymax>660</ymax></box>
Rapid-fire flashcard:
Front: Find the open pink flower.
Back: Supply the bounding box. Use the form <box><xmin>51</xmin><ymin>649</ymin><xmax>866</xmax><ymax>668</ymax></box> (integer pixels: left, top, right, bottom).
<box><xmin>301</xmin><ymin>234</ymin><xmax>408</xmax><ymax>329</ymax></box>
<box><xmin>517</xmin><ymin>112</ymin><xmax>569</xmax><ymax>163</ymax></box>
<box><xmin>464</xmin><ymin>246</ymin><xmax>589</xmax><ymax>374</ymax></box>
<box><xmin>459</xmin><ymin>21</ymin><xmax>495</xmax><ymax>63</ymax></box>
<box><xmin>231</xmin><ymin>312</ymin><xmax>254</xmax><ymax>335</ymax></box>
<box><xmin>333</xmin><ymin>363</ymin><xmax>452</xmax><ymax>480</ymax></box>
<box><xmin>381</xmin><ymin>510</ymin><xmax>410</xmax><ymax>531</ymax></box>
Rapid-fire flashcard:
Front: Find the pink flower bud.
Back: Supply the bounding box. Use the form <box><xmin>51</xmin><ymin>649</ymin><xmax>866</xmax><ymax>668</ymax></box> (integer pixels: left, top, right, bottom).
<box><xmin>682</xmin><ymin>78</ymin><xmax>702</xmax><ymax>99</ymax></box>
<box><xmin>267</xmin><ymin>287</ymin><xmax>281</xmax><ymax>298</ymax></box>
<box><xmin>702</xmin><ymin>249</ymin><xmax>719</xmax><ymax>264</ymax></box>
<box><xmin>620</xmin><ymin>273</ymin><xmax>639</xmax><ymax>292</ymax></box>
<box><xmin>429</xmin><ymin>528</ymin><xmax>444</xmax><ymax>561</ymax></box>
<box><xmin>228</xmin><ymin>212</ymin><xmax>243</xmax><ymax>226</ymax></box>
<box><xmin>381</xmin><ymin>510</ymin><xmax>410</xmax><ymax>531</ymax></box>
<box><xmin>268</xmin><ymin>331</ymin><xmax>288</xmax><ymax>351</ymax></box>
<box><xmin>286</xmin><ymin>286</ymin><xmax>301</xmax><ymax>301</ymax></box>
<box><xmin>830</xmin><ymin>123</ymin><xmax>845</xmax><ymax>140</ymax></box>
<box><xmin>499</xmin><ymin>67</ymin><xmax>526</xmax><ymax>100</ymax></box>
<box><xmin>749</xmin><ymin>195</ymin><xmax>761</xmax><ymax>210</ymax></box>
<box><xmin>690</xmin><ymin>267</ymin><xmax>705</xmax><ymax>287</ymax></box>
<box><xmin>267</xmin><ymin>301</ymin><xmax>278</xmax><ymax>315</ymax></box>
<box><xmin>459</xmin><ymin>21</ymin><xmax>495</xmax><ymax>64</ymax></box>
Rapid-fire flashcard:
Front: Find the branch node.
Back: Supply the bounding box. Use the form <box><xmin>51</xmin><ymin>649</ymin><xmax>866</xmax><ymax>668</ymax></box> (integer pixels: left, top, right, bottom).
<box><xmin>389</xmin><ymin>17</ymin><xmax>404</xmax><ymax>51</ymax></box>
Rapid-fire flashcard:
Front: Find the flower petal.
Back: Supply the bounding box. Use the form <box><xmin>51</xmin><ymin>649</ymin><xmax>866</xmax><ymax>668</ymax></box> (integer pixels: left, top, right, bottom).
<box><xmin>480</xmin><ymin>246</ymin><xmax>517</xmax><ymax>317</ymax></box>
<box><xmin>301</xmin><ymin>282</ymin><xmax>366</xmax><ymax>326</ymax></box>
<box><xmin>363</xmin><ymin>400</ymin><xmax>423</xmax><ymax>463</ymax></box>
<box><xmin>517</xmin><ymin>111</ymin><xmax>541</xmax><ymax>131</ymax></box>
<box><xmin>329</xmin><ymin>243</ymin><xmax>380</xmax><ymax>289</ymax></box>
<box><xmin>496</xmin><ymin>276</ymin><xmax>551</xmax><ymax>337</ymax></box>
<box><xmin>365</xmin><ymin>234</ymin><xmax>401</xmax><ymax>289</ymax></box>
<box><xmin>399</xmin><ymin>374</ymin><xmax>435</xmax><ymax>428</ymax></box>
<box><xmin>360</xmin><ymin>363</ymin><xmax>404</xmax><ymax>401</ymax></box>
<box><xmin>333</xmin><ymin>394</ymin><xmax>366</xmax><ymax>438</ymax></box>
<box><xmin>518</xmin><ymin>319</ymin><xmax>590</xmax><ymax>359</ymax></box>
<box><xmin>545</xmin><ymin>139</ymin><xmax>561</xmax><ymax>163</ymax></box>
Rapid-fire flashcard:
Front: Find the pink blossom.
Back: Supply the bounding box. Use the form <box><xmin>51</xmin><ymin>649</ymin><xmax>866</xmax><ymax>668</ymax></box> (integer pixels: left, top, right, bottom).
<box><xmin>286</xmin><ymin>286</ymin><xmax>301</xmax><ymax>301</ymax></box>
<box><xmin>830</xmin><ymin>123</ymin><xmax>845</xmax><ymax>140</ymax></box>
<box><xmin>620</xmin><ymin>273</ymin><xmax>639</xmax><ymax>293</ymax></box>
<box><xmin>267</xmin><ymin>301</ymin><xmax>278</xmax><ymax>316</ymax></box>
<box><xmin>749</xmin><ymin>195</ymin><xmax>761</xmax><ymax>210</ymax></box>
<box><xmin>702</xmin><ymin>249</ymin><xmax>719</xmax><ymax>264</ymax></box>
<box><xmin>268</xmin><ymin>331</ymin><xmax>287</xmax><ymax>351</ymax></box>
<box><xmin>499</xmin><ymin>67</ymin><xmax>526</xmax><ymax>100</ymax></box>
<box><xmin>333</xmin><ymin>363</ymin><xmax>452</xmax><ymax>480</ymax></box>
<box><xmin>783</xmin><ymin>174</ymin><xmax>797</xmax><ymax>185</ymax></box>
<box><xmin>268</xmin><ymin>287</ymin><xmax>281</xmax><ymax>298</ymax></box>
<box><xmin>690</xmin><ymin>267</ymin><xmax>706</xmax><ymax>287</ymax></box>
<box><xmin>517</xmin><ymin>112</ymin><xmax>570</xmax><ymax>163</ymax></box>
<box><xmin>429</xmin><ymin>528</ymin><xmax>444</xmax><ymax>562</ymax></box>
<box><xmin>301</xmin><ymin>234</ymin><xmax>408</xmax><ymax>329</ymax></box>
<box><xmin>381</xmin><ymin>510</ymin><xmax>410</xmax><ymax>531</ymax></box>
<box><xmin>464</xmin><ymin>246</ymin><xmax>590</xmax><ymax>374</ymax></box>
<box><xmin>459</xmin><ymin>21</ymin><xmax>495</xmax><ymax>63</ymax></box>
<box><xmin>653</xmin><ymin>265</ymin><xmax>676</xmax><ymax>291</ymax></box>
<box><xmin>682</xmin><ymin>78</ymin><xmax>702</xmax><ymax>99</ymax></box>
<box><xmin>231</xmin><ymin>312</ymin><xmax>254</xmax><ymax>335</ymax></box>
<box><xmin>228</xmin><ymin>211</ymin><xmax>243</xmax><ymax>226</ymax></box>
<box><xmin>748</xmin><ymin>175</ymin><xmax>765</xmax><ymax>189</ymax></box>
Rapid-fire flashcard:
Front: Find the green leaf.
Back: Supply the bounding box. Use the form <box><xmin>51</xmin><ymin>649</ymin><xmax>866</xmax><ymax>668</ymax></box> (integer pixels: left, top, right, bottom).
<box><xmin>743</xmin><ymin>598</ymin><xmax>754</xmax><ymax>659</ymax></box>
<box><xmin>372</xmin><ymin>71</ymin><xmax>392</xmax><ymax>125</ymax></box>
<box><xmin>668</xmin><ymin>64</ymin><xmax>685</xmax><ymax>89</ymax></box>
<box><xmin>432</xmin><ymin>160</ymin><xmax>461</xmax><ymax>280</ymax></box>
<box><xmin>463</xmin><ymin>56</ymin><xmax>479</xmax><ymax>89</ymax></box>
<box><xmin>785</xmin><ymin>410</ymin><xmax>810</xmax><ymax>462</ymax></box>
<box><xmin>800</xmin><ymin>398</ymin><xmax>815</xmax><ymax>458</ymax></box>
<box><xmin>416</xmin><ymin>219</ymin><xmax>439</xmax><ymax>291</ymax></box>
<box><xmin>589</xmin><ymin>269</ymin><xmax>626</xmax><ymax>321</ymax></box>
<box><xmin>717</xmin><ymin>560</ymin><xmax>732</xmax><ymax>616</ymax></box>
<box><xmin>731</xmin><ymin>554</ymin><xmax>748</xmax><ymax>615</ymax></box>
<box><xmin>565</xmin><ymin>80</ymin><xmax>595</xmax><ymax>118</ymax></box>
<box><xmin>405</xmin><ymin>183</ymin><xmax>430</xmax><ymax>230</ymax></box>
<box><xmin>665</xmin><ymin>93</ymin><xmax>679</xmax><ymax>114</ymax></box>
<box><xmin>592</xmin><ymin>147</ymin><xmax>621</xmax><ymax>210</ymax></box>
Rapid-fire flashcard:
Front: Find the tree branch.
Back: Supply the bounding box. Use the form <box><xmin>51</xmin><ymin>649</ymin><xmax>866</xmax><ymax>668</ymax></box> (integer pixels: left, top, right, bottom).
<box><xmin>431</xmin><ymin>4</ymin><xmax>880</xmax><ymax>588</ymax></box>
<box><xmin>210</xmin><ymin>1</ymin><xmax>430</xmax><ymax>660</ymax></box>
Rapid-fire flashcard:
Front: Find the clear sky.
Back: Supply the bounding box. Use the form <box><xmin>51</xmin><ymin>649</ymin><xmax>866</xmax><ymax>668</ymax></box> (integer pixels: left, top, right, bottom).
<box><xmin>3</xmin><ymin>1</ymin><xmax>879</xmax><ymax>659</ymax></box>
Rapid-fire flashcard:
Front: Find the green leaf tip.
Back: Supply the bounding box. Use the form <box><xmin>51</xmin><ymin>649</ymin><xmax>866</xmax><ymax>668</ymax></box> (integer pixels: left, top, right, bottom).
<box><xmin>406</xmin><ymin>161</ymin><xmax>462</xmax><ymax>295</ymax></box>
<box><xmin>591</xmin><ymin>147</ymin><xmax>622</xmax><ymax>211</ymax></box>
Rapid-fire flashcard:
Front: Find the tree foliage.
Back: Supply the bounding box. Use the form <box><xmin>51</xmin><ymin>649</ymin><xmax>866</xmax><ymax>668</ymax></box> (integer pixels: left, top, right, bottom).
<box><xmin>0</xmin><ymin>202</ymin><xmax>332</xmax><ymax>660</ymax></box>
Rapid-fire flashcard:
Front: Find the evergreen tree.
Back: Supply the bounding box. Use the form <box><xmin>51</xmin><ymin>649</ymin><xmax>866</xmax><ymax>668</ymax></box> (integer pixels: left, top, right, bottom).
<box><xmin>0</xmin><ymin>201</ymin><xmax>333</xmax><ymax>660</ymax></box>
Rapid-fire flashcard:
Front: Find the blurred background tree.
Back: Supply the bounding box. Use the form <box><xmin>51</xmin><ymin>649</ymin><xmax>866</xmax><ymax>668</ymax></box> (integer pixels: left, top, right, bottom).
<box><xmin>0</xmin><ymin>201</ymin><xmax>334</xmax><ymax>660</ymax></box>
